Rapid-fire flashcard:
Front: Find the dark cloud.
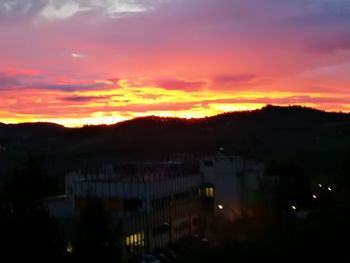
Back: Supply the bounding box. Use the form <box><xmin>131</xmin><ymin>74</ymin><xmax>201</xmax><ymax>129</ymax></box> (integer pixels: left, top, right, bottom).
<box><xmin>0</xmin><ymin>73</ymin><xmax>22</xmax><ymax>88</ymax></box>
<box><xmin>61</xmin><ymin>95</ymin><xmax>111</xmax><ymax>102</ymax></box>
<box><xmin>0</xmin><ymin>72</ymin><xmax>44</xmax><ymax>90</ymax></box>
<box><xmin>154</xmin><ymin>78</ymin><xmax>206</xmax><ymax>91</ymax></box>
<box><xmin>0</xmin><ymin>71</ymin><xmax>111</xmax><ymax>92</ymax></box>
<box><xmin>45</xmin><ymin>83</ymin><xmax>102</xmax><ymax>91</ymax></box>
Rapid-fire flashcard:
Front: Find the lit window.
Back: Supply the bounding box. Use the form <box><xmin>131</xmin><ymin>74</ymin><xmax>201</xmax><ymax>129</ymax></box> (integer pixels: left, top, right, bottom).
<box><xmin>125</xmin><ymin>232</ymin><xmax>145</xmax><ymax>248</ymax></box>
<box><xmin>205</xmin><ymin>187</ymin><xmax>214</xmax><ymax>197</ymax></box>
<box><xmin>141</xmin><ymin>232</ymin><xmax>145</xmax><ymax>246</ymax></box>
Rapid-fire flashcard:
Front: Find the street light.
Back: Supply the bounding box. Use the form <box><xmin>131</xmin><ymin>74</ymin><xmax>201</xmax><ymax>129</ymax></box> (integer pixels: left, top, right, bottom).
<box><xmin>312</xmin><ymin>194</ymin><xmax>317</xmax><ymax>199</ymax></box>
<box><xmin>217</xmin><ymin>204</ymin><xmax>237</xmax><ymax>221</ymax></box>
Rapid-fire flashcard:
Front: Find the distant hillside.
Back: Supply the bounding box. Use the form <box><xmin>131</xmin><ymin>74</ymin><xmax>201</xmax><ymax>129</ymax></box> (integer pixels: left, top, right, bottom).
<box><xmin>1</xmin><ymin>105</ymin><xmax>350</xmax><ymax>184</ymax></box>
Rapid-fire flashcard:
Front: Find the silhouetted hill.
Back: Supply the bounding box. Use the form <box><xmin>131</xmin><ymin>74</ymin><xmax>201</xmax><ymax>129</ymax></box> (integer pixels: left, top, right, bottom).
<box><xmin>1</xmin><ymin>105</ymin><xmax>350</xmax><ymax>186</ymax></box>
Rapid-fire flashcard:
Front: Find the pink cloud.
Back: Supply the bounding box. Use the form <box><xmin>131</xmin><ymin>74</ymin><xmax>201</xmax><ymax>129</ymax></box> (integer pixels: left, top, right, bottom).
<box><xmin>153</xmin><ymin>78</ymin><xmax>206</xmax><ymax>91</ymax></box>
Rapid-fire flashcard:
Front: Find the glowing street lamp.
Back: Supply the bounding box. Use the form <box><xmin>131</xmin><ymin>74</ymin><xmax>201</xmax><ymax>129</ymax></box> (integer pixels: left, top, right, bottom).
<box><xmin>327</xmin><ymin>187</ymin><xmax>332</xmax><ymax>191</ymax></box>
<box><xmin>292</xmin><ymin>205</ymin><xmax>297</xmax><ymax>210</ymax></box>
<box><xmin>218</xmin><ymin>204</ymin><xmax>224</xmax><ymax>209</ymax></box>
<box><xmin>66</xmin><ymin>242</ymin><xmax>73</xmax><ymax>253</ymax></box>
<box><xmin>312</xmin><ymin>194</ymin><xmax>317</xmax><ymax>199</ymax></box>
<box><xmin>318</xmin><ymin>184</ymin><xmax>322</xmax><ymax>188</ymax></box>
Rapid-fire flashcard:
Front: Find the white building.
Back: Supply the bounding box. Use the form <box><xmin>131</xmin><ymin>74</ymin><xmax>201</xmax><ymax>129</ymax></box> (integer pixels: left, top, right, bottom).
<box><xmin>200</xmin><ymin>152</ymin><xmax>264</xmax><ymax>221</ymax></box>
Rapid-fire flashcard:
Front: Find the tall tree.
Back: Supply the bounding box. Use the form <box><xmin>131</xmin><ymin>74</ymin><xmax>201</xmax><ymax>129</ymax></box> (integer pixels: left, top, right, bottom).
<box><xmin>0</xmin><ymin>154</ymin><xmax>65</xmax><ymax>262</ymax></box>
<box><xmin>72</xmin><ymin>197</ymin><xmax>120</xmax><ymax>263</ymax></box>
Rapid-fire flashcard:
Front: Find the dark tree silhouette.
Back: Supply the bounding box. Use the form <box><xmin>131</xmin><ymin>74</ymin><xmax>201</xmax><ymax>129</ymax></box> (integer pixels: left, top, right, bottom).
<box><xmin>0</xmin><ymin>155</ymin><xmax>65</xmax><ymax>263</ymax></box>
<box><xmin>2</xmin><ymin>153</ymin><xmax>57</xmax><ymax>201</ymax></box>
<box><xmin>72</xmin><ymin>197</ymin><xmax>120</xmax><ymax>263</ymax></box>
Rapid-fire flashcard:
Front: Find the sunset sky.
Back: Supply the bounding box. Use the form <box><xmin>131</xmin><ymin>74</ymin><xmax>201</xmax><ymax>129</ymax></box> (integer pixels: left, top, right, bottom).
<box><xmin>1</xmin><ymin>0</ymin><xmax>350</xmax><ymax>127</ymax></box>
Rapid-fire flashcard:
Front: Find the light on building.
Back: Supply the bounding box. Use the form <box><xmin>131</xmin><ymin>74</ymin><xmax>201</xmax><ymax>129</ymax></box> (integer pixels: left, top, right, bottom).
<box><xmin>327</xmin><ymin>187</ymin><xmax>332</xmax><ymax>191</ymax></box>
<box><xmin>218</xmin><ymin>204</ymin><xmax>224</xmax><ymax>209</ymax></box>
<box><xmin>312</xmin><ymin>195</ymin><xmax>317</xmax><ymax>199</ymax></box>
<box><xmin>66</xmin><ymin>242</ymin><xmax>73</xmax><ymax>253</ymax></box>
<box><xmin>126</xmin><ymin>232</ymin><xmax>145</xmax><ymax>248</ymax></box>
<box><xmin>205</xmin><ymin>187</ymin><xmax>214</xmax><ymax>197</ymax></box>
<box><xmin>292</xmin><ymin>205</ymin><xmax>297</xmax><ymax>210</ymax></box>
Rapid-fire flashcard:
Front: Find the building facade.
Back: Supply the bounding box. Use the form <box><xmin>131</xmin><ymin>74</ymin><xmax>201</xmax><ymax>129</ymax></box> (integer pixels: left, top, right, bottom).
<box><xmin>47</xmin><ymin>154</ymin><xmax>264</xmax><ymax>256</ymax></box>
<box><xmin>201</xmin><ymin>152</ymin><xmax>264</xmax><ymax>221</ymax></box>
<box><xmin>63</xmin><ymin>161</ymin><xmax>213</xmax><ymax>255</ymax></box>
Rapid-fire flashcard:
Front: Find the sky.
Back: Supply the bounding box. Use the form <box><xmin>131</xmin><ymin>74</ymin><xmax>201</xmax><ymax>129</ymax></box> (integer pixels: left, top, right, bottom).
<box><xmin>0</xmin><ymin>0</ymin><xmax>350</xmax><ymax>127</ymax></box>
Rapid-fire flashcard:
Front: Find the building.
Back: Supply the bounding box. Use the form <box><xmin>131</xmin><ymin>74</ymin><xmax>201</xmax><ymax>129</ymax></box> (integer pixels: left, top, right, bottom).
<box><xmin>53</xmin><ymin>160</ymin><xmax>213</xmax><ymax>256</ymax></box>
<box><xmin>200</xmin><ymin>152</ymin><xmax>264</xmax><ymax>221</ymax></box>
<box><xmin>47</xmin><ymin>154</ymin><xmax>264</xmax><ymax>256</ymax></box>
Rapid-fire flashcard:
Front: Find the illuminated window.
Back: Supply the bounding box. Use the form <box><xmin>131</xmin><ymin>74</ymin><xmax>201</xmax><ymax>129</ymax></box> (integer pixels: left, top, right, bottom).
<box><xmin>205</xmin><ymin>187</ymin><xmax>214</xmax><ymax>197</ymax></box>
<box><xmin>125</xmin><ymin>232</ymin><xmax>145</xmax><ymax>248</ymax></box>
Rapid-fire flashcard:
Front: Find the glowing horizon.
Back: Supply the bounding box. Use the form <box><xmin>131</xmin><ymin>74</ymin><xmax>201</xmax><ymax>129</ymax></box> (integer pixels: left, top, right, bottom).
<box><xmin>1</xmin><ymin>102</ymin><xmax>347</xmax><ymax>128</ymax></box>
<box><xmin>1</xmin><ymin>0</ymin><xmax>350</xmax><ymax>127</ymax></box>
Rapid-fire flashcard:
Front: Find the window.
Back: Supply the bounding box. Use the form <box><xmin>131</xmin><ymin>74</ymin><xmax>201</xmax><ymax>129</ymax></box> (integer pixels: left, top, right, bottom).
<box><xmin>205</xmin><ymin>187</ymin><xmax>214</xmax><ymax>197</ymax></box>
<box><xmin>125</xmin><ymin>232</ymin><xmax>145</xmax><ymax>248</ymax></box>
